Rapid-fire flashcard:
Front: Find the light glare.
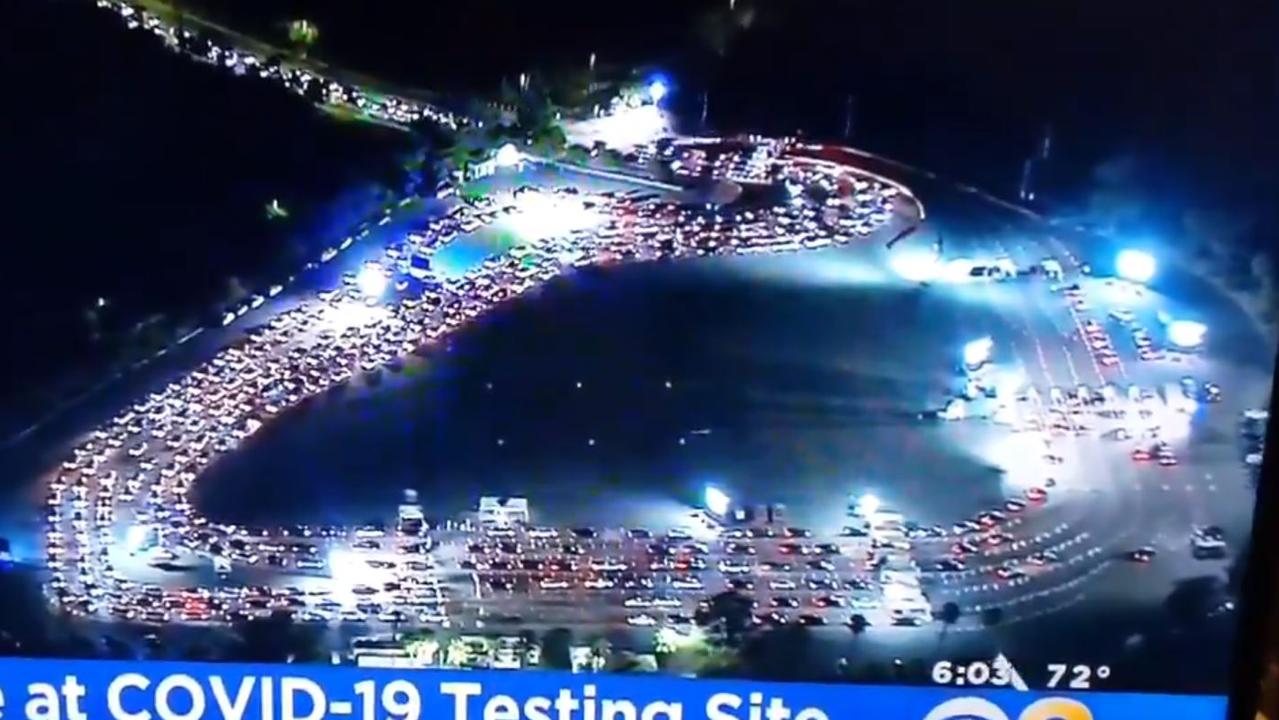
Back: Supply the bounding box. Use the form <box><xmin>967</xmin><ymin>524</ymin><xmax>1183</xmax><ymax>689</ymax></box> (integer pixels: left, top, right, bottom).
<box><xmin>357</xmin><ymin>263</ymin><xmax>389</xmax><ymax>298</ymax></box>
<box><xmin>494</xmin><ymin>143</ymin><xmax>522</xmax><ymax>168</ymax></box>
<box><xmin>704</xmin><ymin>486</ymin><xmax>731</xmax><ymax>516</ymax></box>
<box><xmin>963</xmin><ymin>336</ymin><xmax>994</xmax><ymax>368</ymax></box>
<box><xmin>857</xmin><ymin>493</ymin><xmax>882</xmax><ymax>517</ymax></box>
<box><xmin>1167</xmin><ymin>320</ymin><xmax>1207</xmax><ymax>348</ymax></box>
<box><xmin>648</xmin><ymin>80</ymin><xmax>669</xmax><ymax>103</ymax></box>
<box><xmin>1116</xmin><ymin>249</ymin><xmax>1157</xmax><ymax>284</ymax></box>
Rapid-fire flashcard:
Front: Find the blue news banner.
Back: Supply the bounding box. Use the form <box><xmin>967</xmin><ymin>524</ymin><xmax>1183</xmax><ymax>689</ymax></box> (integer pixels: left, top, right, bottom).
<box><xmin>0</xmin><ymin>658</ymin><xmax>1227</xmax><ymax>720</ymax></box>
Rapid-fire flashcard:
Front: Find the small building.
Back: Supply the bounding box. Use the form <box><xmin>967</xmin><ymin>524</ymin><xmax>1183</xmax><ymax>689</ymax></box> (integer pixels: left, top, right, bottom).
<box><xmin>477</xmin><ymin>496</ymin><xmax>530</xmax><ymax>527</ymax></box>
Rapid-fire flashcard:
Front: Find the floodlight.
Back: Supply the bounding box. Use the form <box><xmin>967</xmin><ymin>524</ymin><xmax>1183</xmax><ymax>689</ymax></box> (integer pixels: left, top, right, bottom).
<box><xmin>494</xmin><ymin>143</ymin><xmax>522</xmax><ymax>168</ymax></box>
<box><xmin>1167</xmin><ymin>320</ymin><xmax>1207</xmax><ymax>348</ymax></box>
<box><xmin>704</xmin><ymin>486</ymin><xmax>731</xmax><ymax>516</ymax></box>
<box><xmin>857</xmin><ymin>493</ymin><xmax>882</xmax><ymax>517</ymax></box>
<box><xmin>357</xmin><ymin>263</ymin><xmax>389</xmax><ymax>298</ymax></box>
<box><xmin>1116</xmin><ymin>249</ymin><xmax>1156</xmax><ymax>284</ymax></box>
<box><xmin>648</xmin><ymin>79</ymin><xmax>669</xmax><ymax>104</ymax></box>
<box><xmin>963</xmin><ymin>337</ymin><xmax>994</xmax><ymax>368</ymax></box>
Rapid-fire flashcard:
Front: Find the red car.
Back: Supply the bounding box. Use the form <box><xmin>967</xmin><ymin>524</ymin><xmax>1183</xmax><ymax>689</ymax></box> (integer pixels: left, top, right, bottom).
<box><xmin>1025</xmin><ymin>487</ymin><xmax>1048</xmax><ymax>502</ymax></box>
<box><xmin>985</xmin><ymin>532</ymin><xmax>1013</xmax><ymax>546</ymax></box>
<box><xmin>1098</xmin><ymin>353</ymin><xmax>1120</xmax><ymax>367</ymax></box>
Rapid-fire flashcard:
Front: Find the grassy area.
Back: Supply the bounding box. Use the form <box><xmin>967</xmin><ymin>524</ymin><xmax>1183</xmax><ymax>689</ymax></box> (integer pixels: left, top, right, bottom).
<box><xmin>316</xmin><ymin>103</ymin><xmax>409</xmax><ymax>132</ymax></box>
<box><xmin>127</xmin><ymin>0</ymin><xmax>445</xmax><ymax>106</ymax></box>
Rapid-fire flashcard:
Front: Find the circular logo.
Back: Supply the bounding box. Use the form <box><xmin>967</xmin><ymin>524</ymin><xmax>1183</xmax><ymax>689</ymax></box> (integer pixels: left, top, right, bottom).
<box><xmin>922</xmin><ymin>697</ymin><xmax>1011</xmax><ymax>720</ymax></box>
<box><xmin>922</xmin><ymin>697</ymin><xmax>1093</xmax><ymax>720</ymax></box>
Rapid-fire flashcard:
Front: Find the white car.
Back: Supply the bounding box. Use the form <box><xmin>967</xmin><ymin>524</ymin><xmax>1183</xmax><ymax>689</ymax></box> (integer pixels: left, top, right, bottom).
<box><xmin>627</xmin><ymin>614</ymin><xmax>658</xmax><ymax>627</ymax></box>
<box><xmin>539</xmin><ymin>579</ymin><xmax>571</xmax><ymax>590</ymax></box>
<box><xmin>718</xmin><ymin>560</ymin><xmax>751</xmax><ymax>574</ymax></box>
<box><xmin>589</xmin><ymin>559</ymin><xmax>627</xmax><ymax>572</ymax></box>
<box><xmin>623</xmin><ymin>596</ymin><xmax>652</xmax><ymax>608</ymax></box>
<box><xmin>670</xmin><ymin>577</ymin><xmax>704</xmax><ymax>590</ymax></box>
<box><xmin>1110</xmin><ymin>308</ymin><xmax>1136</xmax><ymax>324</ymax></box>
<box><xmin>583</xmin><ymin>578</ymin><xmax>615</xmax><ymax>590</ymax></box>
<box><xmin>769</xmin><ymin>578</ymin><xmax>798</xmax><ymax>591</ymax></box>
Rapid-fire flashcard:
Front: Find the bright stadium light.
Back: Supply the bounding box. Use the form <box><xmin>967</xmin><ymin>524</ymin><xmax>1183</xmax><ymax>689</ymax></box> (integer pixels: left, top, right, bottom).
<box><xmin>1167</xmin><ymin>320</ymin><xmax>1208</xmax><ymax>348</ymax></box>
<box><xmin>963</xmin><ymin>336</ymin><xmax>994</xmax><ymax>369</ymax></box>
<box><xmin>1116</xmin><ymin>249</ymin><xmax>1157</xmax><ymax>284</ymax></box>
<box><xmin>494</xmin><ymin>142</ymin><xmax>522</xmax><ymax>168</ymax></box>
<box><xmin>357</xmin><ymin>263</ymin><xmax>389</xmax><ymax>298</ymax></box>
<box><xmin>856</xmin><ymin>493</ymin><xmax>882</xmax><ymax>518</ymax></box>
<box><xmin>704</xmin><ymin>486</ymin><xmax>731</xmax><ymax>516</ymax></box>
<box><xmin>648</xmin><ymin>79</ymin><xmax>669</xmax><ymax>104</ymax></box>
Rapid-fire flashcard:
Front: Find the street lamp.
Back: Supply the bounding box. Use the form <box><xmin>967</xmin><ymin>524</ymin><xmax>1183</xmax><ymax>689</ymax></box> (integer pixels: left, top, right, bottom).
<box><xmin>1116</xmin><ymin>249</ymin><xmax>1156</xmax><ymax>284</ymax></box>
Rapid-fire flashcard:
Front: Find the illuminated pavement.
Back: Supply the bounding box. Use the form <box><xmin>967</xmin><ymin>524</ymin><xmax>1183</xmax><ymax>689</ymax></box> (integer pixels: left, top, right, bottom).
<box><xmin>20</xmin><ymin>135</ymin><xmax>1270</xmax><ymax>685</ymax></box>
<box><xmin>34</xmin><ymin>146</ymin><xmax>917</xmax><ymax>632</ymax></box>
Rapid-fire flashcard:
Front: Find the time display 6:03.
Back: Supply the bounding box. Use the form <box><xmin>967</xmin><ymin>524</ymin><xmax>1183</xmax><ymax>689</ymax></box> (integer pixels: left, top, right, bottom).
<box><xmin>930</xmin><ymin>661</ymin><xmax>1014</xmax><ymax>687</ymax></box>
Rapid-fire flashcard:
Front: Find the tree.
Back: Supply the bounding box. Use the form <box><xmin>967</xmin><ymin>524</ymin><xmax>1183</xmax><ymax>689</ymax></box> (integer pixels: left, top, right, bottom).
<box><xmin>980</xmin><ymin>607</ymin><xmax>1004</xmax><ymax>628</ymax></box>
<box><xmin>1165</xmin><ymin>576</ymin><xmax>1224</xmax><ymax>629</ymax></box>
<box><xmin>444</xmin><ymin>637</ymin><xmax>470</xmax><ymax>668</ymax></box>
<box><xmin>740</xmin><ymin>625</ymin><xmax>812</xmax><ymax>680</ymax></box>
<box><xmin>230</xmin><ymin>611</ymin><xmax>323</xmax><ymax>663</ymax></box>
<box><xmin>695</xmin><ymin>591</ymin><xmax>755</xmax><ymax>645</ymax></box>
<box><xmin>588</xmin><ymin>635</ymin><xmax>612</xmax><ymax>670</ymax></box>
<box><xmin>848</xmin><ymin>613</ymin><xmax>870</xmax><ymax>641</ymax></box>
<box><xmin>224</xmin><ymin>276</ymin><xmax>249</xmax><ymax>306</ymax></box>
<box><xmin>532</xmin><ymin>123</ymin><xmax>568</xmax><ymax>157</ymax></box>
<box><xmin>542</xmin><ymin>628</ymin><xmax>573</xmax><ymax>670</ymax></box>
<box><xmin>287</xmin><ymin>20</ymin><xmax>319</xmax><ymax>55</ymax></box>
<box><xmin>404</xmin><ymin>630</ymin><xmax>438</xmax><ymax>665</ymax></box>
<box><xmin>938</xmin><ymin>602</ymin><xmax>961</xmax><ymax>643</ymax></box>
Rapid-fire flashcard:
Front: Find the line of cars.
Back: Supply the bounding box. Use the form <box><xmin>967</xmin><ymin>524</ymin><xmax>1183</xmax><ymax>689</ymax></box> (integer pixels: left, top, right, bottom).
<box><xmin>39</xmin><ymin>147</ymin><xmax>916</xmax><ymax>629</ymax></box>
<box><xmin>95</xmin><ymin>0</ymin><xmax>460</xmax><ymax>129</ymax></box>
<box><xmin>455</xmin><ymin>520</ymin><xmax>885</xmax><ymax>629</ymax></box>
